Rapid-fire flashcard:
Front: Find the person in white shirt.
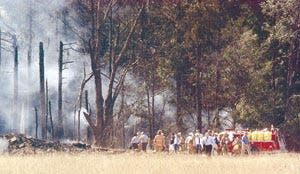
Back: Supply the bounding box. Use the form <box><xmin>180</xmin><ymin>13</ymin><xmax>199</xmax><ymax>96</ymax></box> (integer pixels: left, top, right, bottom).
<box><xmin>173</xmin><ymin>133</ymin><xmax>180</xmax><ymax>152</ymax></box>
<box><xmin>194</xmin><ymin>133</ymin><xmax>201</xmax><ymax>154</ymax></box>
<box><xmin>169</xmin><ymin>133</ymin><xmax>175</xmax><ymax>153</ymax></box>
<box><xmin>139</xmin><ymin>132</ymin><xmax>149</xmax><ymax>152</ymax></box>
<box><xmin>130</xmin><ymin>133</ymin><xmax>139</xmax><ymax>150</ymax></box>
<box><xmin>203</xmin><ymin>130</ymin><xmax>215</xmax><ymax>157</ymax></box>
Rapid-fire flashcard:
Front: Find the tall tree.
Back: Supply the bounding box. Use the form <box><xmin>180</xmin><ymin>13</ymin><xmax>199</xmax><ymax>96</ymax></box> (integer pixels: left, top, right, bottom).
<box><xmin>66</xmin><ymin>0</ymin><xmax>144</xmax><ymax>147</ymax></box>
<box><xmin>13</xmin><ymin>35</ymin><xmax>19</xmax><ymax>133</ymax></box>
<box><xmin>260</xmin><ymin>0</ymin><xmax>300</xmax><ymax>151</ymax></box>
<box><xmin>39</xmin><ymin>42</ymin><xmax>46</xmax><ymax>139</ymax></box>
<box><xmin>57</xmin><ymin>41</ymin><xmax>64</xmax><ymax>139</ymax></box>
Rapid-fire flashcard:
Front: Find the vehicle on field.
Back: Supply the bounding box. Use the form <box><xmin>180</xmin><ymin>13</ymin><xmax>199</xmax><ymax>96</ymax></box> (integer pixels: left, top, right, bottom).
<box><xmin>219</xmin><ymin>126</ymin><xmax>286</xmax><ymax>154</ymax></box>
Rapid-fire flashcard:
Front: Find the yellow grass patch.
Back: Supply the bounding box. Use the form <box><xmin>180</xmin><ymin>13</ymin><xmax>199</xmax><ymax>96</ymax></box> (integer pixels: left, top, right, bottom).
<box><xmin>0</xmin><ymin>152</ymin><xmax>299</xmax><ymax>174</ymax></box>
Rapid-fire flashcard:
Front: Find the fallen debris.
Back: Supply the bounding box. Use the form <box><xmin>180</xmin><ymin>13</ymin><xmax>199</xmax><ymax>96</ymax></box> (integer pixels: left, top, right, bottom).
<box><xmin>1</xmin><ymin>134</ymin><xmax>91</xmax><ymax>154</ymax></box>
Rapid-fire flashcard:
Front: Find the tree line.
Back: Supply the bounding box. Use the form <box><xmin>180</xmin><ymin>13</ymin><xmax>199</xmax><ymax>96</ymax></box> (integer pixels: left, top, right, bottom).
<box><xmin>0</xmin><ymin>0</ymin><xmax>299</xmax><ymax>151</ymax></box>
<box><xmin>60</xmin><ymin>0</ymin><xmax>299</xmax><ymax>150</ymax></box>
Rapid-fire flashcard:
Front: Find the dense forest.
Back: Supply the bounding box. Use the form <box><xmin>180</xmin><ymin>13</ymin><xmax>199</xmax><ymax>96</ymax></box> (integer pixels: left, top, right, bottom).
<box><xmin>0</xmin><ymin>0</ymin><xmax>299</xmax><ymax>151</ymax></box>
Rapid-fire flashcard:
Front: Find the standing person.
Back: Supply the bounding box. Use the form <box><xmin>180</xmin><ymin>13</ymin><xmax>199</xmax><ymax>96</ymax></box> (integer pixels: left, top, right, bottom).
<box><xmin>241</xmin><ymin>132</ymin><xmax>251</xmax><ymax>155</ymax></box>
<box><xmin>153</xmin><ymin>130</ymin><xmax>165</xmax><ymax>152</ymax></box>
<box><xmin>130</xmin><ymin>133</ymin><xmax>139</xmax><ymax>150</ymax></box>
<box><xmin>220</xmin><ymin>134</ymin><xmax>229</xmax><ymax>155</ymax></box>
<box><xmin>185</xmin><ymin>132</ymin><xmax>194</xmax><ymax>153</ymax></box>
<box><xmin>214</xmin><ymin>133</ymin><xmax>222</xmax><ymax>155</ymax></box>
<box><xmin>194</xmin><ymin>133</ymin><xmax>201</xmax><ymax>154</ymax></box>
<box><xmin>178</xmin><ymin>132</ymin><xmax>185</xmax><ymax>151</ymax></box>
<box><xmin>203</xmin><ymin>130</ymin><xmax>215</xmax><ymax>157</ymax></box>
<box><xmin>232</xmin><ymin>136</ymin><xmax>242</xmax><ymax>155</ymax></box>
<box><xmin>169</xmin><ymin>133</ymin><xmax>175</xmax><ymax>153</ymax></box>
<box><xmin>139</xmin><ymin>132</ymin><xmax>149</xmax><ymax>152</ymax></box>
<box><xmin>173</xmin><ymin>133</ymin><xmax>180</xmax><ymax>153</ymax></box>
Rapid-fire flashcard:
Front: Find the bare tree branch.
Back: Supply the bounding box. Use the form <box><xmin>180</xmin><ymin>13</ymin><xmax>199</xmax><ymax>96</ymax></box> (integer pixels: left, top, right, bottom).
<box><xmin>114</xmin><ymin>5</ymin><xmax>144</xmax><ymax>65</ymax></box>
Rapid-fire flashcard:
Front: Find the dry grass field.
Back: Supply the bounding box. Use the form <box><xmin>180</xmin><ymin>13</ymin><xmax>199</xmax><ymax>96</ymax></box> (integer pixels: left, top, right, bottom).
<box><xmin>0</xmin><ymin>152</ymin><xmax>299</xmax><ymax>174</ymax></box>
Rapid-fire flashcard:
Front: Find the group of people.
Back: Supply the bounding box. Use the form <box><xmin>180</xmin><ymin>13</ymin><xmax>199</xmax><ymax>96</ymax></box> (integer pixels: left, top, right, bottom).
<box><xmin>129</xmin><ymin>131</ymin><xmax>149</xmax><ymax>152</ymax></box>
<box><xmin>129</xmin><ymin>129</ymin><xmax>251</xmax><ymax>156</ymax></box>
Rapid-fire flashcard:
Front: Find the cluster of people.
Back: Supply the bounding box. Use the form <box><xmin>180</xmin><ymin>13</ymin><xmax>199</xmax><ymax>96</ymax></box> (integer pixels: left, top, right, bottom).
<box><xmin>129</xmin><ymin>129</ymin><xmax>251</xmax><ymax>156</ymax></box>
<box><xmin>168</xmin><ymin>129</ymin><xmax>219</xmax><ymax>156</ymax></box>
<box><xmin>129</xmin><ymin>131</ymin><xmax>150</xmax><ymax>152</ymax></box>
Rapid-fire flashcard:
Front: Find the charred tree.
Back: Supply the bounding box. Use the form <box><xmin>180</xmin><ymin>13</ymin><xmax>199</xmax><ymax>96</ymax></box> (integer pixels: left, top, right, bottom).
<box><xmin>46</xmin><ymin>80</ymin><xmax>49</xmax><ymax>139</ymax></box>
<box><xmin>13</xmin><ymin>35</ymin><xmax>19</xmax><ymax>133</ymax></box>
<box><xmin>27</xmin><ymin>0</ymin><xmax>33</xmax><ymax>76</ymax></box>
<box><xmin>74</xmin><ymin>64</ymin><xmax>92</xmax><ymax>142</ymax></box>
<box><xmin>57</xmin><ymin>41</ymin><xmax>64</xmax><ymax>139</ymax></box>
<box><xmin>49</xmin><ymin>101</ymin><xmax>54</xmax><ymax>140</ymax></box>
<box><xmin>85</xmin><ymin>90</ymin><xmax>93</xmax><ymax>144</ymax></box>
<box><xmin>85</xmin><ymin>90</ymin><xmax>89</xmax><ymax>111</ymax></box>
<box><xmin>35</xmin><ymin>107</ymin><xmax>38</xmax><ymax>138</ymax></box>
<box><xmin>26</xmin><ymin>0</ymin><xmax>34</xmax><ymax>140</ymax></box>
<box><xmin>39</xmin><ymin>42</ymin><xmax>46</xmax><ymax>139</ymax></box>
<box><xmin>81</xmin><ymin>1</ymin><xmax>144</xmax><ymax>147</ymax></box>
<box><xmin>77</xmin><ymin>93</ymin><xmax>82</xmax><ymax>142</ymax></box>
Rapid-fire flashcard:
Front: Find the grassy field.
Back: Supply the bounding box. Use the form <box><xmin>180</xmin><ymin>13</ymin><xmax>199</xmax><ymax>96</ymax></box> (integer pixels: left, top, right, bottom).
<box><xmin>0</xmin><ymin>152</ymin><xmax>299</xmax><ymax>174</ymax></box>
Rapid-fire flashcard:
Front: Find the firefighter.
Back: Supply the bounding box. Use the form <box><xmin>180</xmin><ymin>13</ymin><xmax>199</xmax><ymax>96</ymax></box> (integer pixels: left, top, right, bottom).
<box><xmin>153</xmin><ymin>130</ymin><xmax>165</xmax><ymax>152</ymax></box>
<box><xmin>220</xmin><ymin>133</ymin><xmax>229</xmax><ymax>155</ymax></box>
<box><xmin>232</xmin><ymin>136</ymin><xmax>242</xmax><ymax>155</ymax></box>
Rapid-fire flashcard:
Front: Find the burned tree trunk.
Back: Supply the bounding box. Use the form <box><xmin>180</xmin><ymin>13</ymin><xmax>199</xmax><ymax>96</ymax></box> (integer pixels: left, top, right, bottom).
<box><xmin>80</xmin><ymin>1</ymin><xmax>144</xmax><ymax>147</ymax></box>
<box><xmin>27</xmin><ymin>0</ymin><xmax>33</xmax><ymax>77</ymax></box>
<box><xmin>46</xmin><ymin>80</ymin><xmax>49</xmax><ymax>139</ymax></box>
<box><xmin>26</xmin><ymin>0</ymin><xmax>34</xmax><ymax>140</ymax></box>
<box><xmin>13</xmin><ymin>35</ymin><xmax>19</xmax><ymax>133</ymax></box>
<box><xmin>39</xmin><ymin>42</ymin><xmax>46</xmax><ymax>139</ymax></box>
<box><xmin>77</xmin><ymin>94</ymin><xmax>82</xmax><ymax>142</ymax></box>
<box><xmin>57</xmin><ymin>41</ymin><xmax>64</xmax><ymax>139</ymax></box>
<box><xmin>49</xmin><ymin>101</ymin><xmax>54</xmax><ymax>140</ymax></box>
<box><xmin>85</xmin><ymin>90</ymin><xmax>89</xmax><ymax>111</ymax></box>
<box><xmin>35</xmin><ymin>107</ymin><xmax>38</xmax><ymax>138</ymax></box>
<box><xmin>85</xmin><ymin>90</ymin><xmax>93</xmax><ymax>144</ymax></box>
